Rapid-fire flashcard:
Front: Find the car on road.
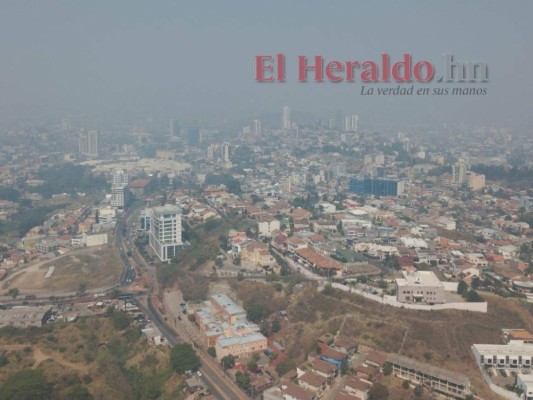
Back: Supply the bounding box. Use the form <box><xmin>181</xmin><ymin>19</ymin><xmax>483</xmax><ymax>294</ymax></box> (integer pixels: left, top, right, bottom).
<box><xmin>196</xmin><ymin>371</ymin><xmax>202</xmax><ymax>377</ymax></box>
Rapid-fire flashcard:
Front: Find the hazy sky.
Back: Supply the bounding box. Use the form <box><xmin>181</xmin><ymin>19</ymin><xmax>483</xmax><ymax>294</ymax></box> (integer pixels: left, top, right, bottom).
<box><xmin>0</xmin><ymin>1</ymin><xmax>532</xmax><ymax>129</ymax></box>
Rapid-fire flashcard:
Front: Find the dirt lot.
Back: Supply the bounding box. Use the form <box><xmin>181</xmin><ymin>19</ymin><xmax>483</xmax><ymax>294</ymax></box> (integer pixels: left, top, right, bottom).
<box><xmin>3</xmin><ymin>245</ymin><xmax>123</xmax><ymax>294</ymax></box>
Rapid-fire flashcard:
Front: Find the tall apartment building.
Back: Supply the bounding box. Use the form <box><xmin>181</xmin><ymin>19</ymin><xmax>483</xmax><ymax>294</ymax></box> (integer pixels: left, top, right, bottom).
<box><xmin>466</xmin><ymin>172</ymin><xmax>486</xmax><ymax>191</ymax></box>
<box><xmin>146</xmin><ymin>205</ymin><xmax>182</xmax><ymax>262</ymax></box>
<box><xmin>111</xmin><ymin>184</ymin><xmax>130</xmax><ymax>210</ymax></box>
<box><xmin>79</xmin><ymin>130</ymin><xmax>100</xmax><ymax>157</ymax></box>
<box><xmin>87</xmin><ymin>130</ymin><xmax>99</xmax><ymax>157</ymax></box>
<box><xmin>282</xmin><ymin>106</ymin><xmax>291</xmax><ymax>130</ymax></box>
<box><xmin>452</xmin><ymin>160</ymin><xmax>467</xmax><ymax>186</ymax></box>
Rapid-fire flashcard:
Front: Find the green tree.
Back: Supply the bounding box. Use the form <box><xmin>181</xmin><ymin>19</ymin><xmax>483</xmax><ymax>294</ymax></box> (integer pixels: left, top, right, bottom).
<box><xmin>368</xmin><ymin>383</ymin><xmax>389</xmax><ymax>400</ymax></box>
<box><xmin>207</xmin><ymin>347</ymin><xmax>216</xmax><ymax>358</ymax></box>
<box><xmin>260</xmin><ymin>320</ymin><xmax>271</xmax><ymax>336</ymax></box>
<box><xmin>402</xmin><ymin>380</ymin><xmax>410</xmax><ymax>389</ymax></box>
<box><xmin>382</xmin><ymin>363</ymin><xmax>392</xmax><ymax>376</ymax></box>
<box><xmin>221</xmin><ymin>355</ymin><xmax>235</xmax><ymax>370</ymax></box>
<box><xmin>340</xmin><ymin>359</ymin><xmax>349</xmax><ymax>375</ymax></box>
<box><xmin>77</xmin><ymin>283</ymin><xmax>87</xmax><ymax>296</ymax></box>
<box><xmin>7</xmin><ymin>288</ymin><xmax>19</xmax><ymax>299</ymax></box>
<box><xmin>235</xmin><ymin>371</ymin><xmax>251</xmax><ymax>393</ymax></box>
<box><xmin>423</xmin><ymin>351</ymin><xmax>433</xmax><ymax>361</ymax></box>
<box><xmin>457</xmin><ymin>280</ymin><xmax>468</xmax><ymax>295</ymax></box>
<box><xmin>111</xmin><ymin>310</ymin><xmax>130</xmax><ymax>330</ymax></box>
<box><xmin>247</xmin><ymin>360</ymin><xmax>258</xmax><ymax>372</ymax></box>
<box><xmin>0</xmin><ymin>369</ymin><xmax>51</xmax><ymax>400</ymax></box>
<box><xmin>271</xmin><ymin>318</ymin><xmax>281</xmax><ymax>333</ymax></box>
<box><xmin>170</xmin><ymin>343</ymin><xmax>201</xmax><ymax>374</ymax></box>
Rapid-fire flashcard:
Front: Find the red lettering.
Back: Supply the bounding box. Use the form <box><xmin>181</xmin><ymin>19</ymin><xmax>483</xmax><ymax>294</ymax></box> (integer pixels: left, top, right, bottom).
<box><xmin>361</xmin><ymin>61</ymin><xmax>378</xmax><ymax>82</ymax></box>
<box><xmin>413</xmin><ymin>61</ymin><xmax>434</xmax><ymax>82</ymax></box>
<box><xmin>381</xmin><ymin>54</ymin><xmax>390</xmax><ymax>81</ymax></box>
<box><xmin>345</xmin><ymin>61</ymin><xmax>359</xmax><ymax>82</ymax></box>
<box><xmin>298</xmin><ymin>56</ymin><xmax>323</xmax><ymax>82</ymax></box>
<box><xmin>276</xmin><ymin>53</ymin><xmax>285</xmax><ymax>82</ymax></box>
<box><xmin>325</xmin><ymin>61</ymin><xmax>344</xmax><ymax>82</ymax></box>
<box><xmin>392</xmin><ymin>53</ymin><xmax>412</xmax><ymax>82</ymax></box>
<box><xmin>256</xmin><ymin>56</ymin><xmax>274</xmax><ymax>82</ymax></box>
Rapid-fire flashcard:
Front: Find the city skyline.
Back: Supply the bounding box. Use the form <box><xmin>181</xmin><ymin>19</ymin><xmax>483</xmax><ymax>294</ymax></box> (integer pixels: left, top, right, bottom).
<box><xmin>0</xmin><ymin>1</ymin><xmax>531</xmax><ymax>130</ymax></box>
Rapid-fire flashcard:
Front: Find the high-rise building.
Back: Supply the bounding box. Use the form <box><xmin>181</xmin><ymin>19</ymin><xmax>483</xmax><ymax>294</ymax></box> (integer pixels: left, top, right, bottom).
<box><xmin>61</xmin><ymin>118</ymin><xmax>71</xmax><ymax>131</ymax></box>
<box><xmin>222</xmin><ymin>142</ymin><xmax>231</xmax><ymax>169</ymax></box>
<box><xmin>188</xmin><ymin>122</ymin><xmax>201</xmax><ymax>147</ymax></box>
<box><xmin>282</xmin><ymin>106</ymin><xmax>291</xmax><ymax>130</ymax></box>
<box><xmin>112</xmin><ymin>170</ymin><xmax>129</xmax><ymax>186</ymax></box>
<box><xmin>344</xmin><ymin>115</ymin><xmax>359</xmax><ymax>132</ymax></box>
<box><xmin>169</xmin><ymin>119</ymin><xmax>180</xmax><ymax>136</ymax></box>
<box><xmin>87</xmin><ymin>130</ymin><xmax>99</xmax><ymax>157</ymax></box>
<box><xmin>251</xmin><ymin>119</ymin><xmax>261</xmax><ymax>135</ymax></box>
<box><xmin>349</xmin><ymin>177</ymin><xmax>404</xmax><ymax>197</ymax></box>
<box><xmin>111</xmin><ymin>184</ymin><xmax>130</xmax><ymax>210</ymax></box>
<box><xmin>207</xmin><ymin>145</ymin><xmax>215</xmax><ymax>160</ymax></box>
<box><xmin>466</xmin><ymin>172</ymin><xmax>485</xmax><ymax>191</ymax></box>
<box><xmin>452</xmin><ymin>160</ymin><xmax>467</xmax><ymax>186</ymax></box>
<box><xmin>78</xmin><ymin>135</ymin><xmax>88</xmax><ymax>154</ymax></box>
<box><xmin>146</xmin><ymin>205</ymin><xmax>182</xmax><ymax>262</ymax></box>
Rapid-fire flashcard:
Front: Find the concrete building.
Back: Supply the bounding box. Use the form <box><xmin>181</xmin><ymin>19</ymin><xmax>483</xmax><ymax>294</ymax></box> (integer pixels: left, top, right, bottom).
<box><xmin>84</xmin><ymin>233</ymin><xmax>108</xmax><ymax>247</ymax></box>
<box><xmin>112</xmin><ymin>170</ymin><xmax>129</xmax><ymax>186</ymax></box>
<box><xmin>146</xmin><ymin>205</ymin><xmax>182</xmax><ymax>262</ymax></box>
<box><xmin>282</xmin><ymin>106</ymin><xmax>291</xmax><ymax>130</ymax></box>
<box><xmin>472</xmin><ymin>343</ymin><xmax>533</xmax><ymax>370</ymax></box>
<box><xmin>517</xmin><ymin>374</ymin><xmax>533</xmax><ymax>400</ymax></box>
<box><xmin>87</xmin><ymin>130</ymin><xmax>99</xmax><ymax>157</ymax></box>
<box><xmin>386</xmin><ymin>353</ymin><xmax>471</xmax><ymax>398</ymax></box>
<box><xmin>467</xmin><ymin>172</ymin><xmax>485</xmax><ymax>191</ymax></box>
<box><xmin>0</xmin><ymin>306</ymin><xmax>52</xmax><ymax>328</ymax></box>
<box><xmin>111</xmin><ymin>184</ymin><xmax>130</xmax><ymax>210</ymax></box>
<box><xmin>452</xmin><ymin>160</ymin><xmax>467</xmax><ymax>186</ymax></box>
<box><xmin>257</xmin><ymin>216</ymin><xmax>280</xmax><ymax>238</ymax></box>
<box><xmin>396</xmin><ymin>271</ymin><xmax>446</xmax><ymax>304</ymax></box>
<box><xmin>215</xmin><ymin>332</ymin><xmax>268</xmax><ymax>360</ymax></box>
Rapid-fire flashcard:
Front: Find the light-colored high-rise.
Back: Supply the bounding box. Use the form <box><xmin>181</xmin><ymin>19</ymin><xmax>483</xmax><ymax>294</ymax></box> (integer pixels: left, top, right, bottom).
<box><xmin>251</xmin><ymin>119</ymin><xmax>261</xmax><ymax>135</ymax></box>
<box><xmin>146</xmin><ymin>205</ymin><xmax>182</xmax><ymax>262</ymax></box>
<box><xmin>222</xmin><ymin>142</ymin><xmax>231</xmax><ymax>169</ymax></box>
<box><xmin>111</xmin><ymin>184</ymin><xmax>130</xmax><ymax>210</ymax></box>
<box><xmin>344</xmin><ymin>115</ymin><xmax>359</xmax><ymax>132</ymax></box>
<box><xmin>87</xmin><ymin>130</ymin><xmax>99</xmax><ymax>157</ymax></box>
<box><xmin>282</xmin><ymin>106</ymin><xmax>291</xmax><ymax>130</ymax></box>
<box><xmin>452</xmin><ymin>160</ymin><xmax>467</xmax><ymax>186</ymax></box>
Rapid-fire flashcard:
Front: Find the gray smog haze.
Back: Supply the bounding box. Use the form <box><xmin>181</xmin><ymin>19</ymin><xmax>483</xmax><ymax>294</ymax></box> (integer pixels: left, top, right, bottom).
<box><xmin>0</xmin><ymin>0</ymin><xmax>532</xmax><ymax>128</ymax></box>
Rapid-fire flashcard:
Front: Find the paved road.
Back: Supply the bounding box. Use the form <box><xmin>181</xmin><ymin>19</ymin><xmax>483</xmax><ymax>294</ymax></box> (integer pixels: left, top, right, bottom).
<box><xmin>119</xmin><ymin>204</ymin><xmax>248</xmax><ymax>400</ymax></box>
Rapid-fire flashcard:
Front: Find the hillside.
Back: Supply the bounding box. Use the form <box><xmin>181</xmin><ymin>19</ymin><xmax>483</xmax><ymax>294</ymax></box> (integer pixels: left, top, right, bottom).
<box><xmin>0</xmin><ymin>317</ymin><xmax>184</xmax><ymax>400</ymax></box>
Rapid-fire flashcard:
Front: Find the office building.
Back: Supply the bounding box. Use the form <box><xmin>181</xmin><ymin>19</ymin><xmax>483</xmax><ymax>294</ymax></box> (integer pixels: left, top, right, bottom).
<box><xmin>386</xmin><ymin>353</ymin><xmax>471</xmax><ymax>398</ymax></box>
<box><xmin>344</xmin><ymin>114</ymin><xmax>359</xmax><ymax>132</ymax></box>
<box><xmin>111</xmin><ymin>184</ymin><xmax>130</xmax><ymax>210</ymax></box>
<box><xmin>452</xmin><ymin>160</ymin><xmax>467</xmax><ymax>186</ymax></box>
<box><xmin>472</xmin><ymin>343</ymin><xmax>533</xmax><ymax>370</ymax></box>
<box><xmin>87</xmin><ymin>130</ymin><xmax>99</xmax><ymax>157</ymax></box>
<box><xmin>466</xmin><ymin>172</ymin><xmax>485</xmax><ymax>191</ymax></box>
<box><xmin>395</xmin><ymin>271</ymin><xmax>446</xmax><ymax>304</ymax></box>
<box><xmin>169</xmin><ymin>118</ymin><xmax>180</xmax><ymax>137</ymax></box>
<box><xmin>222</xmin><ymin>142</ymin><xmax>231</xmax><ymax>169</ymax></box>
<box><xmin>146</xmin><ymin>205</ymin><xmax>182</xmax><ymax>262</ymax></box>
<box><xmin>520</xmin><ymin>196</ymin><xmax>533</xmax><ymax>211</ymax></box>
<box><xmin>112</xmin><ymin>170</ymin><xmax>129</xmax><ymax>186</ymax></box>
<box><xmin>78</xmin><ymin>135</ymin><xmax>88</xmax><ymax>154</ymax></box>
<box><xmin>282</xmin><ymin>106</ymin><xmax>291</xmax><ymax>130</ymax></box>
<box><xmin>251</xmin><ymin>119</ymin><xmax>261</xmax><ymax>135</ymax></box>
<box><xmin>349</xmin><ymin>177</ymin><xmax>404</xmax><ymax>197</ymax></box>
<box><xmin>188</xmin><ymin>122</ymin><xmax>201</xmax><ymax>147</ymax></box>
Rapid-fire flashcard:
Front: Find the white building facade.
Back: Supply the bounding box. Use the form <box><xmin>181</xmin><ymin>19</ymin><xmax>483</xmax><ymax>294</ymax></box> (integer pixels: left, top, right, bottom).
<box><xmin>146</xmin><ymin>205</ymin><xmax>183</xmax><ymax>262</ymax></box>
